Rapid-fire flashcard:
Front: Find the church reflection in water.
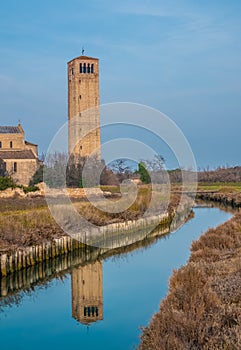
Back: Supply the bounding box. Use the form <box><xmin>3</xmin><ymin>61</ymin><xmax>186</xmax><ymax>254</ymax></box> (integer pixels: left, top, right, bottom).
<box><xmin>71</xmin><ymin>261</ymin><xmax>103</xmax><ymax>325</ymax></box>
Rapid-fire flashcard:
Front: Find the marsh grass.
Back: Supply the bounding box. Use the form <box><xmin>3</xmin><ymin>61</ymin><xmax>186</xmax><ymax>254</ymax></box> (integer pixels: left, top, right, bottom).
<box><xmin>198</xmin><ymin>182</ymin><xmax>241</xmax><ymax>192</ymax></box>
<box><xmin>0</xmin><ymin>185</ymin><xmax>183</xmax><ymax>252</ymax></box>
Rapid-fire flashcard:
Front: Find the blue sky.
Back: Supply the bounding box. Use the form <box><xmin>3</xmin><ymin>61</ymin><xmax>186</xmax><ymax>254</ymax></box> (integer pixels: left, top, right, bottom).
<box><xmin>0</xmin><ymin>0</ymin><xmax>241</xmax><ymax>168</ymax></box>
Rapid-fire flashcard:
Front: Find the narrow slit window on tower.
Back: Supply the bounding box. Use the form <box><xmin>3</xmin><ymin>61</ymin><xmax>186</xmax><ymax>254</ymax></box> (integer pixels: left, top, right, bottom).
<box><xmin>91</xmin><ymin>64</ymin><xmax>94</xmax><ymax>73</ymax></box>
<box><xmin>83</xmin><ymin>63</ymin><xmax>86</xmax><ymax>73</ymax></box>
<box><xmin>71</xmin><ymin>67</ymin><xmax>74</xmax><ymax>75</ymax></box>
<box><xmin>10</xmin><ymin>141</ymin><xmax>13</xmax><ymax>148</ymax></box>
<box><xmin>80</xmin><ymin>63</ymin><xmax>83</xmax><ymax>73</ymax></box>
<box><xmin>13</xmin><ymin>162</ymin><xmax>17</xmax><ymax>173</ymax></box>
<box><xmin>79</xmin><ymin>95</ymin><xmax>81</xmax><ymax>99</ymax></box>
<box><xmin>87</xmin><ymin>63</ymin><xmax>90</xmax><ymax>73</ymax></box>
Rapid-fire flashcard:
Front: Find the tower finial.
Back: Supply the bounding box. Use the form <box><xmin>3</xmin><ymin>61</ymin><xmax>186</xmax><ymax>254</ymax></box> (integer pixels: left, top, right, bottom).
<box><xmin>82</xmin><ymin>47</ymin><xmax>85</xmax><ymax>55</ymax></box>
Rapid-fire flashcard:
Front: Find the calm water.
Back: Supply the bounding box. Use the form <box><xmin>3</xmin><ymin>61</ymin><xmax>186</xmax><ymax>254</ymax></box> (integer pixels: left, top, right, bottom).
<box><xmin>0</xmin><ymin>207</ymin><xmax>232</xmax><ymax>350</ymax></box>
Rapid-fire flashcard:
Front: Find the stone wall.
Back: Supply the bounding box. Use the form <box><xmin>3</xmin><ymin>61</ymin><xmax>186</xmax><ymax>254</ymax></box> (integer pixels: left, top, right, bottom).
<box><xmin>5</xmin><ymin>158</ymin><xmax>39</xmax><ymax>186</ymax></box>
<box><xmin>25</xmin><ymin>142</ymin><xmax>38</xmax><ymax>157</ymax></box>
<box><xmin>0</xmin><ymin>124</ymin><xmax>39</xmax><ymax>185</ymax></box>
<box><xmin>0</xmin><ymin>132</ymin><xmax>25</xmax><ymax>150</ymax></box>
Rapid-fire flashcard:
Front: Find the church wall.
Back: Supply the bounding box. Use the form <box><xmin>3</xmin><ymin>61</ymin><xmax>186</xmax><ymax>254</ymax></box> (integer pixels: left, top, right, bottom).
<box><xmin>5</xmin><ymin>158</ymin><xmax>39</xmax><ymax>186</ymax></box>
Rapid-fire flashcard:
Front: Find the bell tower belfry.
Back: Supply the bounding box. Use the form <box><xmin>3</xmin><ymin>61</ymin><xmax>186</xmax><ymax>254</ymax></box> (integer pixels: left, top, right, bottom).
<box><xmin>68</xmin><ymin>53</ymin><xmax>101</xmax><ymax>158</ymax></box>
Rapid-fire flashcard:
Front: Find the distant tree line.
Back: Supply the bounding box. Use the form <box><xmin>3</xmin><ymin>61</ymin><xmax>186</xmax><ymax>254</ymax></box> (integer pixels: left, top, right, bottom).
<box><xmin>168</xmin><ymin>166</ymin><xmax>241</xmax><ymax>183</ymax></box>
<box><xmin>197</xmin><ymin>166</ymin><xmax>241</xmax><ymax>183</ymax></box>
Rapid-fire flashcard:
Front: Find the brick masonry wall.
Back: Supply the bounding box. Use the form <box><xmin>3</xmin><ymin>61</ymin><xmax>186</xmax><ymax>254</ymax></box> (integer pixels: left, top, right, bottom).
<box><xmin>68</xmin><ymin>56</ymin><xmax>101</xmax><ymax>158</ymax></box>
<box><xmin>0</xmin><ymin>124</ymin><xmax>39</xmax><ymax>185</ymax></box>
<box><xmin>0</xmin><ymin>133</ymin><xmax>25</xmax><ymax>150</ymax></box>
<box><xmin>5</xmin><ymin>159</ymin><xmax>39</xmax><ymax>186</ymax></box>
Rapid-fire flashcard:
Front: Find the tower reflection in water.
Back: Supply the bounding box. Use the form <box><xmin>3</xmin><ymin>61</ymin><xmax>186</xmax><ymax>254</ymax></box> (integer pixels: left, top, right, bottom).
<box><xmin>71</xmin><ymin>261</ymin><xmax>103</xmax><ymax>325</ymax></box>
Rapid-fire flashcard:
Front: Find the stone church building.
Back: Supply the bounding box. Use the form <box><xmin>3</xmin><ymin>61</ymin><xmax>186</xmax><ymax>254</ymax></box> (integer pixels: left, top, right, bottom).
<box><xmin>0</xmin><ymin>124</ymin><xmax>39</xmax><ymax>185</ymax></box>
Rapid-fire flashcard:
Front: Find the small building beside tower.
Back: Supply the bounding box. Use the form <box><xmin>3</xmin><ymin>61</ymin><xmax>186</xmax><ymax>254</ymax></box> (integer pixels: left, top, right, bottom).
<box><xmin>0</xmin><ymin>124</ymin><xmax>39</xmax><ymax>186</ymax></box>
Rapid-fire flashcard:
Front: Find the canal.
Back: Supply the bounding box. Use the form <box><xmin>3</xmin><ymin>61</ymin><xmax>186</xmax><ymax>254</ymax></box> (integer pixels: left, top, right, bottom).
<box><xmin>0</xmin><ymin>207</ymin><xmax>232</xmax><ymax>349</ymax></box>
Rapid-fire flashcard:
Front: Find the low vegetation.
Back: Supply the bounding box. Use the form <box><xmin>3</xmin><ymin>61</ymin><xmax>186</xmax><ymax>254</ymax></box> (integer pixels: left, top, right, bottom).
<box><xmin>0</xmin><ymin>186</ymin><xmax>185</xmax><ymax>253</ymax></box>
<box><xmin>197</xmin><ymin>185</ymin><xmax>241</xmax><ymax>208</ymax></box>
<box><xmin>0</xmin><ymin>176</ymin><xmax>16</xmax><ymax>191</ymax></box>
<box><xmin>0</xmin><ymin>176</ymin><xmax>39</xmax><ymax>194</ymax></box>
<box><xmin>198</xmin><ymin>182</ymin><xmax>241</xmax><ymax>192</ymax></box>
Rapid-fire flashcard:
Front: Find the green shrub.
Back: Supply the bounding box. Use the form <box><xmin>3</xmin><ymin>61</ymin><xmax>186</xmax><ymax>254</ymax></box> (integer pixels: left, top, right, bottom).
<box><xmin>138</xmin><ymin>162</ymin><xmax>151</xmax><ymax>184</ymax></box>
<box><xmin>0</xmin><ymin>176</ymin><xmax>16</xmax><ymax>191</ymax></box>
<box><xmin>0</xmin><ymin>176</ymin><xmax>39</xmax><ymax>193</ymax></box>
<box><xmin>22</xmin><ymin>185</ymin><xmax>40</xmax><ymax>194</ymax></box>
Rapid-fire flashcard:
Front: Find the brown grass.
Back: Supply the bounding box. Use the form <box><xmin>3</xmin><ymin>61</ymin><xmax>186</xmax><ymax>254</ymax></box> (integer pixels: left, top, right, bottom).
<box><xmin>197</xmin><ymin>190</ymin><xmax>241</xmax><ymax>208</ymax></box>
<box><xmin>0</xmin><ymin>186</ymin><xmax>185</xmax><ymax>253</ymax></box>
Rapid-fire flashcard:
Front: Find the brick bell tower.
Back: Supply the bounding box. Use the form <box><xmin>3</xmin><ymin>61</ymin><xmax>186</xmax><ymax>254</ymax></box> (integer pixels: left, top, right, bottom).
<box><xmin>68</xmin><ymin>51</ymin><xmax>101</xmax><ymax>158</ymax></box>
<box><xmin>71</xmin><ymin>261</ymin><xmax>103</xmax><ymax>325</ymax></box>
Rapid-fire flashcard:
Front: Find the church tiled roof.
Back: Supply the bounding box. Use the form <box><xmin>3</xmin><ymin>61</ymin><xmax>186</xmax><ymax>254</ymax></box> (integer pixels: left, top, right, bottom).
<box><xmin>0</xmin><ymin>150</ymin><xmax>36</xmax><ymax>159</ymax></box>
<box><xmin>0</xmin><ymin>126</ymin><xmax>21</xmax><ymax>134</ymax></box>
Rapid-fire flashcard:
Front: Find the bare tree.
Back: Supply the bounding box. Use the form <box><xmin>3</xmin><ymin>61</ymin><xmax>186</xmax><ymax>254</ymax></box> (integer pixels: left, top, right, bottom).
<box><xmin>108</xmin><ymin>159</ymin><xmax>132</xmax><ymax>182</ymax></box>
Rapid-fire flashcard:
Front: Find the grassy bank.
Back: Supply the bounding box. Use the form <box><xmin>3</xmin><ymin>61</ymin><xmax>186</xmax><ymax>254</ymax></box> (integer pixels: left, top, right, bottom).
<box><xmin>197</xmin><ymin>183</ymin><xmax>241</xmax><ymax>208</ymax></box>
<box><xmin>139</xmin><ymin>209</ymin><xmax>241</xmax><ymax>349</ymax></box>
<box><xmin>0</xmin><ymin>186</ymin><xmax>185</xmax><ymax>253</ymax></box>
<box><xmin>198</xmin><ymin>182</ymin><xmax>241</xmax><ymax>192</ymax></box>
